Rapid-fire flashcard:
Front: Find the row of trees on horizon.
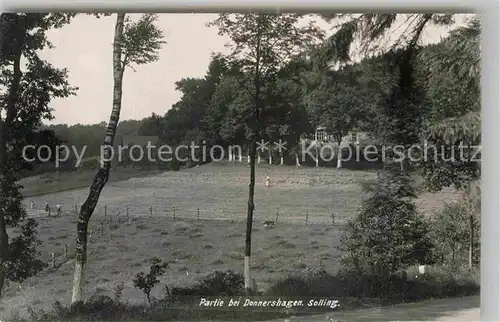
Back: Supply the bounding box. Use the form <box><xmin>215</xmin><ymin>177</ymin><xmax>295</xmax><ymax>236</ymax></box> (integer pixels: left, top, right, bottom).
<box><xmin>35</xmin><ymin>16</ymin><xmax>479</xmax><ymax>174</ymax></box>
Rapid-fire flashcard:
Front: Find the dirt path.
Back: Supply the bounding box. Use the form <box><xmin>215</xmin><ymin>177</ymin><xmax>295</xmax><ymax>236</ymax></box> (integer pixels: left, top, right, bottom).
<box><xmin>264</xmin><ymin>296</ymin><xmax>479</xmax><ymax>321</ymax></box>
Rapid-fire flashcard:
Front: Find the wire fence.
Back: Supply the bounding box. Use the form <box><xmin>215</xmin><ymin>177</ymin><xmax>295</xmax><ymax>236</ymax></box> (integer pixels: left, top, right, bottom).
<box><xmin>28</xmin><ymin>201</ymin><xmax>344</xmax><ymax>277</ymax></box>
<box><xmin>35</xmin><ymin>208</ymin><xmax>136</xmax><ymax>278</ymax></box>
<box><xmin>27</xmin><ymin>201</ymin><xmax>343</xmax><ymax>226</ymax></box>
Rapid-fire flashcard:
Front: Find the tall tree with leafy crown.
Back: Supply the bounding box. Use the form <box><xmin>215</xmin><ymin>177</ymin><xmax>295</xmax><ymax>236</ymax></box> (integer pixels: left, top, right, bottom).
<box><xmin>72</xmin><ymin>13</ymin><xmax>165</xmax><ymax>303</ymax></box>
<box><xmin>0</xmin><ymin>13</ymin><xmax>77</xmax><ymax>301</ymax></box>
<box><xmin>208</xmin><ymin>13</ymin><xmax>324</xmax><ymax>292</ymax></box>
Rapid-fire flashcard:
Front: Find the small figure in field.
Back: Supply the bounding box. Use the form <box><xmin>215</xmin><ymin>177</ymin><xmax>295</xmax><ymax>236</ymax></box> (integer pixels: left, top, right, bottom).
<box><xmin>265</xmin><ymin>175</ymin><xmax>271</xmax><ymax>187</ymax></box>
<box><xmin>56</xmin><ymin>204</ymin><xmax>62</xmax><ymax>216</ymax></box>
<box><xmin>263</xmin><ymin>220</ymin><xmax>275</xmax><ymax>227</ymax></box>
<box><xmin>30</xmin><ymin>201</ymin><xmax>34</xmax><ymax>210</ymax></box>
<box><xmin>44</xmin><ymin>201</ymin><xmax>50</xmax><ymax>212</ymax></box>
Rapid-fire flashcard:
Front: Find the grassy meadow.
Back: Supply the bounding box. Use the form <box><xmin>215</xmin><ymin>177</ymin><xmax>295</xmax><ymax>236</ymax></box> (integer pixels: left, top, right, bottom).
<box><xmin>0</xmin><ymin>162</ymin><xmax>463</xmax><ymax>318</ymax></box>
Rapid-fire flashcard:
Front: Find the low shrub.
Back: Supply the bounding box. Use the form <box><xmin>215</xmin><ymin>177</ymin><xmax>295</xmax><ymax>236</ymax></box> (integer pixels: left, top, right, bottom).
<box><xmin>30</xmin><ymin>270</ymin><xmax>246</xmax><ymax>321</ymax></box>
<box><xmin>171</xmin><ymin>270</ymin><xmax>244</xmax><ymax>297</ymax></box>
<box><xmin>23</xmin><ymin>267</ymin><xmax>478</xmax><ymax>321</ymax></box>
<box><xmin>265</xmin><ymin>267</ymin><xmax>479</xmax><ymax>304</ymax></box>
<box><xmin>133</xmin><ymin>257</ymin><xmax>169</xmax><ymax>306</ymax></box>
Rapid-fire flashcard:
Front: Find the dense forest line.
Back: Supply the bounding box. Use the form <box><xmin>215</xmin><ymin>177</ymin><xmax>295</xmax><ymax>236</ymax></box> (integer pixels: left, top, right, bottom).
<box><xmin>33</xmin><ymin>18</ymin><xmax>478</xmax><ymax>180</ymax></box>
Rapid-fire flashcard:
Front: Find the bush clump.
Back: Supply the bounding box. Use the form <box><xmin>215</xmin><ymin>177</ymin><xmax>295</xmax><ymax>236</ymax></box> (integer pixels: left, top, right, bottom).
<box><xmin>265</xmin><ymin>268</ymin><xmax>479</xmax><ymax>304</ymax></box>
<box><xmin>171</xmin><ymin>270</ymin><xmax>244</xmax><ymax>297</ymax></box>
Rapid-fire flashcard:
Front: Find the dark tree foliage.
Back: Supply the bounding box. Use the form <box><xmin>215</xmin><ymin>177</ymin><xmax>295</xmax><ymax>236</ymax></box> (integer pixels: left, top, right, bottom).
<box><xmin>0</xmin><ymin>14</ymin><xmax>76</xmax><ymax>288</ymax></box>
<box><xmin>340</xmin><ymin>165</ymin><xmax>434</xmax><ymax>276</ymax></box>
<box><xmin>7</xmin><ymin>219</ymin><xmax>48</xmax><ymax>282</ymax></box>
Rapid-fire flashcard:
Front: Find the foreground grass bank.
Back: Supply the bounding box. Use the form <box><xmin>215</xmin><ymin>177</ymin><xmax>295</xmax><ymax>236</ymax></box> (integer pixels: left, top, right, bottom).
<box><xmin>23</xmin><ymin>267</ymin><xmax>479</xmax><ymax>321</ymax></box>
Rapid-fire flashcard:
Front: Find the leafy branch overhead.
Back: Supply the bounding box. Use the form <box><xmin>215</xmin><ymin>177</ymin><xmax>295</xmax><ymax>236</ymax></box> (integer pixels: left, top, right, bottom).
<box><xmin>419</xmin><ymin>16</ymin><xmax>480</xmax><ymax>124</ymax></box>
<box><xmin>420</xmin><ymin>17</ymin><xmax>480</xmax><ymax>87</ymax></box>
<box><xmin>315</xmin><ymin>14</ymin><xmax>455</xmax><ymax>66</ymax></box>
<box><xmin>427</xmin><ymin>111</ymin><xmax>480</xmax><ymax>146</ymax></box>
<box><xmin>121</xmin><ymin>14</ymin><xmax>166</xmax><ymax>69</ymax></box>
<box><xmin>419</xmin><ymin>17</ymin><xmax>480</xmax><ymax>192</ymax></box>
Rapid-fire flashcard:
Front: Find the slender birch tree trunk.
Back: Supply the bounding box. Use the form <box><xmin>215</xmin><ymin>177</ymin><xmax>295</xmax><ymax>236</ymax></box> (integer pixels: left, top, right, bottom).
<box><xmin>71</xmin><ymin>13</ymin><xmax>125</xmax><ymax>303</ymax></box>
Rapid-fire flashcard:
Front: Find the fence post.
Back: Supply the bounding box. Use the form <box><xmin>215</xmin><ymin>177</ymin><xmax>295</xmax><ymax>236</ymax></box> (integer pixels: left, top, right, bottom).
<box><xmin>252</xmin><ymin>278</ymin><xmax>258</xmax><ymax>293</ymax></box>
<box><xmin>127</xmin><ymin>207</ymin><xmax>130</xmax><ymax>223</ymax></box>
<box><xmin>197</xmin><ymin>208</ymin><xmax>200</xmax><ymax>221</ymax></box>
<box><xmin>109</xmin><ymin>216</ymin><xmax>112</xmax><ymax>230</ymax></box>
<box><xmin>150</xmin><ymin>206</ymin><xmax>153</xmax><ymax>217</ymax></box>
<box><xmin>104</xmin><ymin>205</ymin><xmax>107</xmax><ymax>217</ymax></box>
<box><xmin>75</xmin><ymin>204</ymin><xmax>78</xmax><ymax>215</ymax></box>
<box><xmin>331</xmin><ymin>213</ymin><xmax>335</xmax><ymax>225</ymax></box>
<box><xmin>51</xmin><ymin>252</ymin><xmax>55</xmax><ymax>268</ymax></box>
<box><xmin>173</xmin><ymin>207</ymin><xmax>176</xmax><ymax>220</ymax></box>
<box><xmin>100</xmin><ymin>222</ymin><xmax>104</xmax><ymax>235</ymax></box>
<box><xmin>64</xmin><ymin>244</ymin><xmax>68</xmax><ymax>258</ymax></box>
<box><xmin>48</xmin><ymin>208</ymin><xmax>51</xmax><ymax>217</ymax></box>
<box><xmin>305</xmin><ymin>212</ymin><xmax>309</xmax><ymax>226</ymax></box>
<box><xmin>89</xmin><ymin>229</ymin><xmax>93</xmax><ymax>242</ymax></box>
<box><xmin>276</xmin><ymin>210</ymin><xmax>279</xmax><ymax>224</ymax></box>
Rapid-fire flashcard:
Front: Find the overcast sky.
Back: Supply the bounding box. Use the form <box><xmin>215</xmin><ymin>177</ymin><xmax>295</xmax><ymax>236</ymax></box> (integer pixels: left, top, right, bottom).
<box><xmin>39</xmin><ymin>13</ymin><xmax>472</xmax><ymax>125</ymax></box>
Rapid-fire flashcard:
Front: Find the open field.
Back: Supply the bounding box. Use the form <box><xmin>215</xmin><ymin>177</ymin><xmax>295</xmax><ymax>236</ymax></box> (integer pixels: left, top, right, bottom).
<box><xmin>23</xmin><ymin>165</ymin><xmax>375</xmax><ymax>225</ymax></box>
<box><xmin>21</xmin><ymin>162</ymin><xmax>462</xmax><ymax>224</ymax></box>
<box><xmin>2</xmin><ymin>216</ymin><xmax>346</xmax><ymax>318</ymax></box>
<box><xmin>20</xmin><ymin>167</ymin><xmax>165</xmax><ymax>198</ymax></box>
<box><xmin>2</xmin><ymin>162</ymin><xmax>464</xmax><ymax>318</ymax></box>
